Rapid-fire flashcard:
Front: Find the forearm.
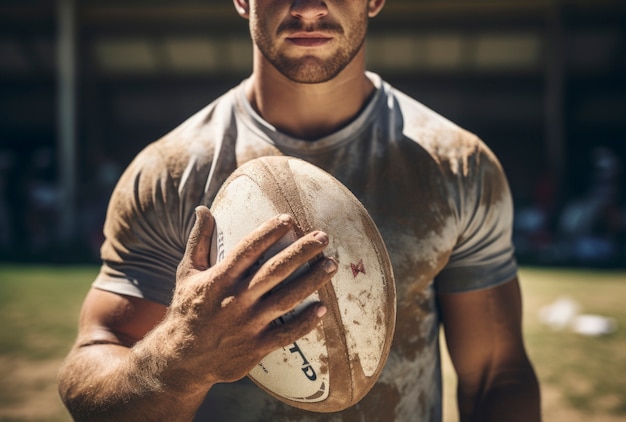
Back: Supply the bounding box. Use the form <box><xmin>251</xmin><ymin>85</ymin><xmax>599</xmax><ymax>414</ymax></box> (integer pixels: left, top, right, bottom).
<box><xmin>58</xmin><ymin>323</ymin><xmax>211</xmax><ymax>421</ymax></box>
<box><xmin>458</xmin><ymin>361</ymin><xmax>541</xmax><ymax>422</ymax></box>
<box><xmin>58</xmin><ymin>211</ymin><xmax>335</xmax><ymax>420</ymax></box>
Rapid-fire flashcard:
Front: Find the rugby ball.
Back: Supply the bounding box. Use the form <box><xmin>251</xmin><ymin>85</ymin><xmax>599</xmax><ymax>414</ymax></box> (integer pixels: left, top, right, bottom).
<box><xmin>209</xmin><ymin>156</ymin><xmax>396</xmax><ymax>413</ymax></box>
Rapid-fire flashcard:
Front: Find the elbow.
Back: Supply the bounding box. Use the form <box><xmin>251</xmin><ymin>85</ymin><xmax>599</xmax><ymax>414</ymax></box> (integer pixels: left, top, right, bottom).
<box><xmin>57</xmin><ymin>357</ymin><xmax>96</xmax><ymax>421</ymax></box>
<box><xmin>461</xmin><ymin>359</ymin><xmax>542</xmax><ymax>422</ymax></box>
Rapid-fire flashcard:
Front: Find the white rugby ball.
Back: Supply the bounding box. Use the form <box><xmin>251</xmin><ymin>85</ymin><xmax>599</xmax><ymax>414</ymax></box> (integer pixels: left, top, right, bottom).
<box><xmin>209</xmin><ymin>156</ymin><xmax>396</xmax><ymax>413</ymax></box>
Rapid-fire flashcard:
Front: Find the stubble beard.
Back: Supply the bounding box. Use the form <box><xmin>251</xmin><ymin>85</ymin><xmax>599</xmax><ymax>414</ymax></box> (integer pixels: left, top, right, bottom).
<box><xmin>252</xmin><ymin>17</ymin><xmax>368</xmax><ymax>84</ymax></box>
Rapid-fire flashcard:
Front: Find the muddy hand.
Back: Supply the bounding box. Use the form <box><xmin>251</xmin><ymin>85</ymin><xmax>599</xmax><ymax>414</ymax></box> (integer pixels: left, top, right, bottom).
<box><xmin>171</xmin><ymin>206</ymin><xmax>337</xmax><ymax>384</ymax></box>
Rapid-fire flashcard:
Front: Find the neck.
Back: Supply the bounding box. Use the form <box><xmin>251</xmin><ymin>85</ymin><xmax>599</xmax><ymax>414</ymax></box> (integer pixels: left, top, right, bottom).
<box><xmin>245</xmin><ymin>47</ymin><xmax>375</xmax><ymax>140</ymax></box>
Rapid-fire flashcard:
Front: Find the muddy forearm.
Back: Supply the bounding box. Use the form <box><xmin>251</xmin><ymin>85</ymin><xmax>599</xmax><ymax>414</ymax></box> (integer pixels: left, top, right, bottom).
<box><xmin>58</xmin><ymin>323</ymin><xmax>211</xmax><ymax>422</ymax></box>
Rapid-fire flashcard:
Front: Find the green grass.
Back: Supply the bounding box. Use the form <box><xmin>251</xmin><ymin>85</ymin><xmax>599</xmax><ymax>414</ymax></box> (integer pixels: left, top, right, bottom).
<box><xmin>0</xmin><ymin>266</ymin><xmax>97</xmax><ymax>360</ymax></box>
<box><xmin>0</xmin><ymin>266</ymin><xmax>97</xmax><ymax>422</ymax></box>
<box><xmin>1</xmin><ymin>265</ymin><xmax>625</xmax><ymax>421</ymax></box>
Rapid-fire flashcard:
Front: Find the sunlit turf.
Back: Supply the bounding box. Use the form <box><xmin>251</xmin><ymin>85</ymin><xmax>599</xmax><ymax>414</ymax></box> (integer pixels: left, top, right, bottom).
<box><xmin>0</xmin><ymin>266</ymin><xmax>96</xmax><ymax>360</ymax></box>
<box><xmin>518</xmin><ymin>267</ymin><xmax>626</xmax><ymax>417</ymax></box>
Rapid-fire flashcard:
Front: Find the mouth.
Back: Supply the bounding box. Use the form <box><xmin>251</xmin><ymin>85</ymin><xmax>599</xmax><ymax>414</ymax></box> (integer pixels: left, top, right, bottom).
<box><xmin>286</xmin><ymin>32</ymin><xmax>332</xmax><ymax>47</ymax></box>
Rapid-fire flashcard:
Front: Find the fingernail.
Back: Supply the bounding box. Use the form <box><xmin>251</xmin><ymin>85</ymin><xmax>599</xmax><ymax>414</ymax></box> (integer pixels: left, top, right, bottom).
<box><xmin>314</xmin><ymin>231</ymin><xmax>329</xmax><ymax>244</ymax></box>
<box><xmin>277</xmin><ymin>214</ymin><xmax>292</xmax><ymax>224</ymax></box>
<box><xmin>317</xmin><ymin>305</ymin><xmax>327</xmax><ymax>318</ymax></box>
<box><xmin>323</xmin><ymin>258</ymin><xmax>337</xmax><ymax>273</ymax></box>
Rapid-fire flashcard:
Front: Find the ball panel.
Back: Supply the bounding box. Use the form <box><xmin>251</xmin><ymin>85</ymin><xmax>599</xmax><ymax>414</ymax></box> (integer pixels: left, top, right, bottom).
<box><xmin>287</xmin><ymin>159</ymin><xmax>392</xmax><ymax>377</ymax></box>
<box><xmin>209</xmin><ymin>174</ymin><xmax>293</xmax><ymax>265</ymax></box>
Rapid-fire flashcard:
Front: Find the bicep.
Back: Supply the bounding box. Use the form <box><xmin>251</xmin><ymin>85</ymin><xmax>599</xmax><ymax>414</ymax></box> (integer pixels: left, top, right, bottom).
<box><xmin>76</xmin><ymin>287</ymin><xmax>167</xmax><ymax>348</ymax></box>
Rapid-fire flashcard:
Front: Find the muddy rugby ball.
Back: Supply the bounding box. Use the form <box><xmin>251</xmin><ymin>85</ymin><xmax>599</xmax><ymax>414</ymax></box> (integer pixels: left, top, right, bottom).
<box><xmin>209</xmin><ymin>156</ymin><xmax>396</xmax><ymax>413</ymax></box>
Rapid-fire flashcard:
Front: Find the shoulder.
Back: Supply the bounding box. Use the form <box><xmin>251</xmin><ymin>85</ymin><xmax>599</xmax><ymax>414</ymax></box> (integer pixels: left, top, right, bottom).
<box><xmin>376</xmin><ymin>84</ymin><xmax>504</xmax><ymax>191</ymax></box>
<box><xmin>386</xmin><ymin>84</ymin><xmax>491</xmax><ymax>177</ymax></box>
<box><xmin>383</xmin><ymin>78</ymin><xmax>513</xmax><ymax>223</ymax></box>
<box><xmin>122</xmin><ymin>87</ymin><xmax>240</xmax><ymax>189</ymax></box>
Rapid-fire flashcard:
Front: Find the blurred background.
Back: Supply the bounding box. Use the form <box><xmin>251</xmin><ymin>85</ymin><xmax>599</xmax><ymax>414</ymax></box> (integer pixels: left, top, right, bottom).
<box><xmin>0</xmin><ymin>0</ymin><xmax>625</xmax><ymax>267</ymax></box>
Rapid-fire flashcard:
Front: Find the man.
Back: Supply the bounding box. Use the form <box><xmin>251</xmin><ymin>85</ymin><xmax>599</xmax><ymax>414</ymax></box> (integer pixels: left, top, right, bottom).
<box><xmin>58</xmin><ymin>0</ymin><xmax>541</xmax><ymax>420</ymax></box>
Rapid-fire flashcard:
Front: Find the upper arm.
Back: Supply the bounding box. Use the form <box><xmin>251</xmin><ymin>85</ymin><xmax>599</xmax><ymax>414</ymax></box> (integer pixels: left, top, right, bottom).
<box><xmin>76</xmin><ymin>287</ymin><xmax>167</xmax><ymax>348</ymax></box>
<box><xmin>439</xmin><ymin>277</ymin><xmax>527</xmax><ymax>376</ymax></box>
<box><xmin>439</xmin><ymin>277</ymin><xmax>540</xmax><ymax>420</ymax></box>
<box><xmin>95</xmin><ymin>142</ymin><xmax>201</xmax><ymax>307</ymax></box>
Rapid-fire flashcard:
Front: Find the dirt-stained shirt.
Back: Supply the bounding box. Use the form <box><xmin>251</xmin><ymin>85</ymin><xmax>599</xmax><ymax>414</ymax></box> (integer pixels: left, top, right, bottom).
<box><xmin>93</xmin><ymin>72</ymin><xmax>517</xmax><ymax>421</ymax></box>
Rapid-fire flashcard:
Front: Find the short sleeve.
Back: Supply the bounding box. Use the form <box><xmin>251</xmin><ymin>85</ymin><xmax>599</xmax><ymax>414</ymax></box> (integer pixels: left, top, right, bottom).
<box><xmin>435</xmin><ymin>143</ymin><xmax>518</xmax><ymax>293</ymax></box>
<box><xmin>92</xmin><ymin>142</ymin><xmax>203</xmax><ymax>305</ymax></box>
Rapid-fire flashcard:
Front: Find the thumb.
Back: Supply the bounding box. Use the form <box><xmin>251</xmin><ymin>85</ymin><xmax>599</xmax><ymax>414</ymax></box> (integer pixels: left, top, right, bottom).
<box><xmin>180</xmin><ymin>206</ymin><xmax>215</xmax><ymax>274</ymax></box>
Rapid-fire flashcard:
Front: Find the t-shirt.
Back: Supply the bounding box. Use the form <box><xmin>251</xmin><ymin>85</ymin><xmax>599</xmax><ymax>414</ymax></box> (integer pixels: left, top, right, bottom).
<box><xmin>93</xmin><ymin>72</ymin><xmax>517</xmax><ymax>421</ymax></box>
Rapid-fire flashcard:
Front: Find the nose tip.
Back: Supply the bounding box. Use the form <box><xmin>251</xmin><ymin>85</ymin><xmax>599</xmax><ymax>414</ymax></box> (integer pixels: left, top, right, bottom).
<box><xmin>290</xmin><ymin>0</ymin><xmax>328</xmax><ymax>20</ymax></box>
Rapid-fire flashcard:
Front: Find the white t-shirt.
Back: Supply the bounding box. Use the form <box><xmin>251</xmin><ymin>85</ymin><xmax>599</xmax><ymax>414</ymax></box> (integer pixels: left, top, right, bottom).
<box><xmin>94</xmin><ymin>72</ymin><xmax>517</xmax><ymax>421</ymax></box>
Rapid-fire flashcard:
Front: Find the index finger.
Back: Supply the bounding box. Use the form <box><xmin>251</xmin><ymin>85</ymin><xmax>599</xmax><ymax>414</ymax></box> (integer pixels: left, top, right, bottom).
<box><xmin>214</xmin><ymin>214</ymin><xmax>295</xmax><ymax>281</ymax></box>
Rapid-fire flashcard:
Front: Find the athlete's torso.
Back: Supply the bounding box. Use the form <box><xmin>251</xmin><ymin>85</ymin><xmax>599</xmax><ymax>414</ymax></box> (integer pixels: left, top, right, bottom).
<box><xmin>95</xmin><ymin>73</ymin><xmax>516</xmax><ymax>421</ymax></box>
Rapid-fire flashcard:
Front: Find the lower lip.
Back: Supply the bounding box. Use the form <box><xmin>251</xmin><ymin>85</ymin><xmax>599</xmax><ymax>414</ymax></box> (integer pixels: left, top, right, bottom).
<box><xmin>287</xmin><ymin>38</ymin><xmax>331</xmax><ymax>47</ymax></box>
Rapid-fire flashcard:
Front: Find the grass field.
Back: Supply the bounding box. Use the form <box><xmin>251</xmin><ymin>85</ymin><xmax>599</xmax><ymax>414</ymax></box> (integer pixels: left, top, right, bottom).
<box><xmin>0</xmin><ymin>265</ymin><xmax>625</xmax><ymax>421</ymax></box>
